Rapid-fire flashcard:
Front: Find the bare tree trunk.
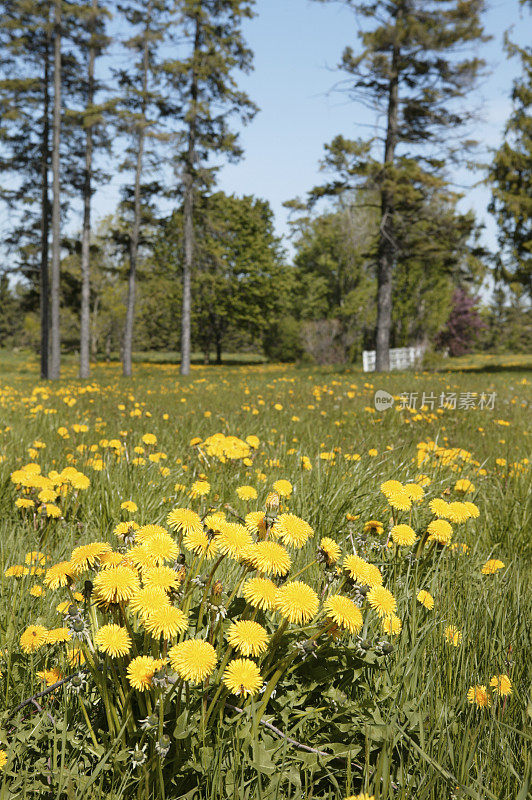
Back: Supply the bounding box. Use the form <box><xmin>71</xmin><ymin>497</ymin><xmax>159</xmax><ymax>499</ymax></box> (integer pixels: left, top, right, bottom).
<box><xmin>49</xmin><ymin>0</ymin><xmax>61</xmax><ymax>380</ymax></box>
<box><xmin>40</xmin><ymin>30</ymin><xmax>51</xmax><ymax>380</ymax></box>
<box><xmin>123</xmin><ymin>0</ymin><xmax>151</xmax><ymax>378</ymax></box>
<box><xmin>91</xmin><ymin>293</ymin><xmax>99</xmax><ymax>357</ymax></box>
<box><xmin>375</xmin><ymin>22</ymin><xmax>400</xmax><ymax>374</ymax></box>
<box><xmin>180</xmin><ymin>15</ymin><xmax>200</xmax><ymax>377</ymax></box>
<box><xmin>79</xmin><ymin>0</ymin><xmax>97</xmax><ymax>379</ymax></box>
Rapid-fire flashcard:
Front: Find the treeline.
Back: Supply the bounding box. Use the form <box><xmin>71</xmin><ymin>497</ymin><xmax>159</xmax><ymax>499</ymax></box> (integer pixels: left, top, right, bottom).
<box><xmin>0</xmin><ymin>0</ymin><xmax>530</xmax><ymax>375</ymax></box>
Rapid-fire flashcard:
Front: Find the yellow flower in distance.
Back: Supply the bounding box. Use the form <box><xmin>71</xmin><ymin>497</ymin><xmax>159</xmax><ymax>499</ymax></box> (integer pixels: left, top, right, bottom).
<box><xmin>444</xmin><ymin>625</ymin><xmax>462</xmax><ymax>646</ymax></box>
<box><xmin>236</xmin><ymin>485</ymin><xmax>257</xmax><ymax>501</ymax></box>
<box><xmin>467</xmin><ymin>685</ymin><xmax>491</xmax><ymax>707</ymax></box>
<box><xmin>95</xmin><ymin>624</ymin><xmax>132</xmax><ymax>658</ymax></box>
<box><xmin>227</xmin><ymin>620</ymin><xmax>269</xmax><ymax>657</ymax></box>
<box><xmin>481</xmin><ymin>559</ymin><xmax>504</xmax><ymax>575</ymax></box>
<box><xmin>169</xmin><ymin>639</ymin><xmax>217</xmax><ymax>684</ymax></box>
<box><xmin>223</xmin><ymin>658</ymin><xmax>263</xmax><ymax>697</ymax></box>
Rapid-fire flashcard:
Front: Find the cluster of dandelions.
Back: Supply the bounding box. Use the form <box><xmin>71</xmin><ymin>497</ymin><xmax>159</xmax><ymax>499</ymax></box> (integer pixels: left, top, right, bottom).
<box><xmin>467</xmin><ymin>674</ymin><xmax>512</xmax><ymax>708</ymax></box>
<box><xmin>13</xmin><ymin>489</ymin><xmax>406</xmax><ymax>784</ymax></box>
<box><xmin>10</xmin><ymin>462</ymin><xmax>90</xmax><ymax>523</ymax></box>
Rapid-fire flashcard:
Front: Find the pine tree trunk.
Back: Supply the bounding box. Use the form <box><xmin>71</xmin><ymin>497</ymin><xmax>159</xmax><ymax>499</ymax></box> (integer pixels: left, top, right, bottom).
<box><xmin>49</xmin><ymin>0</ymin><xmax>62</xmax><ymax>380</ymax></box>
<box><xmin>180</xmin><ymin>15</ymin><xmax>200</xmax><ymax>377</ymax></box>
<box><xmin>79</xmin><ymin>0</ymin><xmax>97</xmax><ymax>379</ymax></box>
<box><xmin>123</xmin><ymin>0</ymin><xmax>151</xmax><ymax>378</ymax></box>
<box><xmin>40</xmin><ymin>31</ymin><xmax>51</xmax><ymax>380</ymax></box>
<box><xmin>215</xmin><ymin>333</ymin><xmax>222</xmax><ymax>365</ymax></box>
<box><xmin>375</xmin><ymin>26</ymin><xmax>400</xmax><ymax>373</ymax></box>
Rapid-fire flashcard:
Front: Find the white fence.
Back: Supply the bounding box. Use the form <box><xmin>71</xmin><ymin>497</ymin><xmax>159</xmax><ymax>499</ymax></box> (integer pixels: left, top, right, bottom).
<box><xmin>362</xmin><ymin>346</ymin><xmax>425</xmax><ymax>372</ymax></box>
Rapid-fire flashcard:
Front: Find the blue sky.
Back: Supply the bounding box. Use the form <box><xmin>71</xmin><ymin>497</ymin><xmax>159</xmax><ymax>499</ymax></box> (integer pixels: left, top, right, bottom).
<box><xmin>10</xmin><ymin>0</ymin><xmax>526</xmax><ymax>268</ymax></box>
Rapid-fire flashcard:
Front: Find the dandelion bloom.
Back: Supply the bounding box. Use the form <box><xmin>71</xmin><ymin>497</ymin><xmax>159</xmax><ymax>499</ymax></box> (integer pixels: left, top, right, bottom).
<box><xmin>143</xmin><ymin>565</ymin><xmax>182</xmax><ymax>592</ymax></box>
<box><xmin>446</xmin><ymin>502</ymin><xmax>470</xmax><ymax>523</ymax></box>
<box><xmin>275</xmin><ymin>581</ymin><xmax>319</xmax><ymax>625</ymax></box>
<box><xmin>467</xmin><ymin>685</ymin><xmax>491</xmax><ymax>707</ymax></box>
<box><xmin>227</xmin><ymin>620</ymin><xmax>269</xmax><ymax>657</ymax></box>
<box><xmin>272</xmin><ymin>514</ymin><xmax>314</xmax><ymax>549</ymax></box>
<box><xmin>5</xmin><ymin>565</ymin><xmax>25</xmax><ymax>577</ymax></box>
<box><xmin>223</xmin><ymin>658</ymin><xmax>263</xmax><ymax>697</ymax></box>
<box><xmin>272</xmin><ymin>479</ymin><xmax>292</xmax><ymax>498</ymax></box>
<box><xmin>46</xmin><ymin>627</ymin><xmax>71</xmax><ymax>644</ymax></box>
<box><xmin>390</xmin><ymin>524</ymin><xmax>416</xmax><ymax>547</ymax></box>
<box><xmin>382</xmin><ymin>614</ymin><xmax>402</xmax><ymax>636</ymax></box>
<box><xmin>143</xmin><ymin>532</ymin><xmax>179</xmax><ymax>565</ymax></box>
<box><xmin>142</xmin><ymin>433</ymin><xmax>157</xmax><ymax>445</ymax></box>
<box><xmin>463</xmin><ymin>501</ymin><xmax>479</xmax><ymax>518</ymax></box>
<box><xmin>363</xmin><ymin>520</ymin><xmax>383</xmax><ymax>535</ymax></box>
<box><xmin>245</xmin><ymin>541</ymin><xmax>292</xmax><ymax>576</ymax></box>
<box><xmin>143</xmin><ymin>605</ymin><xmax>188</xmax><ymax>640</ymax></box>
<box><xmin>37</xmin><ymin>668</ymin><xmax>62</xmax><ymax>686</ymax></box>
<box><xmin>135</xmin><ymin>524</ymin><xmax>167</xmax><ymax>543</ymax></box>
<box><xmin>319</xmin><ymin>537</ymin><xmax>341</xmax><ymax>564</ymax></box>
<box><xmin>20</xmin><ymin>625</ymin><xmax>48</xmax><ymax>653</ymax></box>
<box><xmin>455</xmin><ymin>479</ymin><xmax>475</xmax><ymax>493</ymax></box>
<box><xmin>121</xmin><ymin>501</ymin><xmax>138</xmax><ymax>512</ymax></box>
<box><xmin>404</xmin><ymin>482</ymin><xmax>424</xmax><ymax>502</ymax></box>
<box><xmin>444</xmin><ymin>625</ymin><xmax>462</xmax><ymax>646</ymax></box>
<box><xmin>427</xmin><ymin>519</ymin><xmax>453</xmax><ymax>545</ymax></box>
<box><xmin>130</xmin><ymin>585</ymin><xmax>170</xmax><ymax>618</ymax></box>
<box><xmin>345</xmin><ymin>794</ymin><xmax>375</xmax><ymax>800</ymax></box>
<box><xmin>343</xmin><ymin>554</ymin><xmax>371</xmax><ymax>584</ymax></box>
<box><xmin>127</xmin><ymin>656</ymin><xmax>163</xmax><ymax>691</ymax></box>
<box><xmin>44</xmin><ymin>561</ymin><xmax>75</xmax><ymax>590</ymax></box>
<box><xmin>236</xmin><ymin>485</ymin><xmax>257</xmax><ymax>501</ymax></box>
<box><xmin>166</xmin><ymin>508</ymin><xmax>202</xmax><ymax>537</ymax></box>
<box><xmin>364</xmin><ymin>564</ymin><xmax>383</xmax><ymax>587</ymax></box>
<box><xmin>183</xmin><ymin>528</ymin><xmax>219</xmax><ymax>559</ymax></box>
<box><xmin>70</xmin><ymin>542</ymin><xmax>112</xmax><ymax>574</ymax></box>
<box><xmin>417</xmin><ymin>590</ymin><xmax>434</xmax><ymax>610</ymax></box>
<box><xmin>323</xmin><ymin>595</ymin><xmax>363</xmax><ymax>634</ymax></box>
<box><xmin>481</xmin><ymin>559</ymin><xmax>505</xmax><ymax>575</ymax></box>
<box><xmin>244</xmin><ymin>511</ymin><xmax>267</xmax><ymax>537</ymax></box>
<box><xmin>429</xmin><ymin>498</ymin><xmax>449</xmax><ymax>517</ymax></box>
<box><xmin>215</xmin><ymin>522</ymin><xmax>253</xmax><ymax>560</ymax></box>
<box><xmin>168</xmin><ymin>639</ymin><xmax>217</xmax><ymax>683</ymax></box>
<box><xmin>92</xmin><ymin>565</ymin><xmax>140</xmax><ymax>606</ymax></box>
<box><xmin>242</xmin><ymin>577</ymin><xmax>278</xmax><ymax>611</ymax></box>
<box><xmin>489</xmin><ymin>674</ymin><xmax>512</xmax><ymax>696</ymax></box>
<box><xmin>125</xmin><ymin>544</ymin><xmax>157</xmax><ymax>571</ymax></box>
<box><xmin>0</xmin><ymin>750</ymin><xmax>7</xmax><ymax>771</ymax></box>
<box><xmin>190</xmin><ymin>480</ymin><xmax>210</xmax><ymax>498</ymax></box>
<box><xmin>95</xmin><ymin>624</ymin><xmax>132</xmax><ymax>658</ymax></box>
<box><xmin>367</xmin><ymin>586</ymin><xmax>396</xmax><ymax>618</ymax></box>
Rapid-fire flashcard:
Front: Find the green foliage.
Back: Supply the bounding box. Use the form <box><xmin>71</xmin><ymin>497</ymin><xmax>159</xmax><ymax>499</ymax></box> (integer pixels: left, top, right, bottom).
<box><xmin>263</xmin><ymin>316</ymin><xmax>303</xmax><ymax>362</ymax></box>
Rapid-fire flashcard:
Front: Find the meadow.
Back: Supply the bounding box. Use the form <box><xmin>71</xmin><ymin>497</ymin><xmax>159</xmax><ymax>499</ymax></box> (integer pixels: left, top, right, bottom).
<box><xmin>0</xmin><ymin>351</ymin><xmax>530</xmax><ymax>800</ymax></box>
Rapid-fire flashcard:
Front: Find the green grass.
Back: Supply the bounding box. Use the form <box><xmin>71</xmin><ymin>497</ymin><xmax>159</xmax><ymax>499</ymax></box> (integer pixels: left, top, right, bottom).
<box><xmin>0</xmin><ymin>350</ymin><xmax>530</xmax><ymax>799</ymax></box>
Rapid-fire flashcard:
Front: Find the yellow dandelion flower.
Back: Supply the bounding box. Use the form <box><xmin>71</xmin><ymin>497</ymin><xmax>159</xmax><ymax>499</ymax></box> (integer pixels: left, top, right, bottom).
<box><xmin>167</xmin><ymin>508</ymin><xmax>202</xmax><ymax>537</ymax></box>
<box><xmin>455</xmin><ymin>479</ymin><xmax>475</xmax><ymax>493</ymax></box>
<box><xmin>183</xmin><ymin>528</ymin><xmax>219</xmax><ymax>559</ymax></box>
<box><xmin>70</xmin><ymin>542</ymin><xmax>112</xmax><ymax>574</ymax></box>
<box><xmin>444</xmin><ymin>625</ymin><xmax>462</xmax><ymax>646</ymax></box>
<box><xmin>323</xmin><ymin>595</ymin><xmax>363</xmax><ymax>634</ymax></box>
<box><xmin>429</xmin><ymin>498</ymin><xmax>449</xmax><ymax>517</ymax></box>
<box><xmin>242</xmin><ymin>577</ymin><xmax>278</xmax><ymax>611</ymax></box>
<box><xmin>141</xmin><ymin>433</ymin><xmax>157</xmax><ymax>446</ymax></box>
<box><xmin>46</xmin><ymin>627</ymin><xmax>71</xmax><ymax>644</ymax></box>
<box><xmin>489</xmin><ymin>674</ymin><xmax>512</xmax><ymax>696</ymax></box>
<box><xmin>143</xmin><ymin>565</ymin><xmax>182</xmax><ymax>591</ymax></box>
<box><xmin>463</xmin><ymin>501</ymin><xmax>479</xmax><ymax>518</ymax></box>
<box><xmin>135</xmin><ymin>524</ymin><xmax>167</xmax><ymax>543</ymax></box>
<box><xmin>346</xmin><ymin>794</ymin><xmax>375</xmax><ymax>800</ymax></box>
<box><xmin>215</xmin><ymin>522</ymin><xmax>253</xmax><ymax>560</ymax></box>
<box><xmin>95</xmin><ymin>624</ymin><xmax>132</xmax><ymax>658</ymax></box>
<box><xmin>390</xmin><ymin>524</ymin><xmax>416</xmax><ymax>547</ymax></box>
<box><xmin>236</xmin><ymin>485</ymin><xmax>257</xmax><ymax>501</ymax></box>
<box><xmin>168</xmin><ymin>639</ymin><xmax>217</xmax><ymax>684</ymax></box>
<box><xmin>363</xmin><ymin>520</ymin><xmax>383</xmax><ymax>535</ymax></box>
<box><xmin>417</xmin><ymin>590</ymin><xmax>434</xmax><ymax>610</ymax></box>
<box><xmin>44</xmin><ymin>562</ymin><xmax>75</xmax><ymax>590</ymax></box>
<box><xmin>143</xmin><ymin>605</ymin><xmax>188</xmax><ymax>640</ymax></box>
<box><xmin>272</xmin><ymin>479</ymin><xmax>292</xmax><ymax>498</ymax></box>
<box><xmin>272</xmin><ymin>513</ymin><xmax>313</xmax><ymax>549</ymax></box>
<box><xmin>245</xmin><ymin>541</ymin><xmax>292</xmax><ymax>576</ymax></box>
<box><xmin>387</xmin><ymin>489</ymin><xmax>411</xmax><ymax>511</ymax></box>
<box><xmin>5</xmin><ymin>565</ymin><xmax>25</xmax><ymax>578</ymax></box>
<box><xmin>364</xmin><ymin>564</ymin><xmax>383</xmax><ymax>587</ymax></box>
<box><xmin>367</xmin><ymin>586</ymin><xmax>396</xmax><ymax>618</ymax></box>
<box><xmin>427</xmin><ymin>519</ymin><xmax>453</xmax><ymax>545</ymax></box>
<box><xmin>127</xmin><ymin>655</ymin><xmax>162</xmax><ymax>691</ymax></box>
<box><xmin>481</xmin><ymin>559</ymin><xmax>504</xmax><ymax>575</ymax></box>
<box><xmin>275</xmin><ymin>581</ymin><xmax>319</xmax><ymax>624</ymax></box>
<box><xmin>37</xmin><ymin>668</ymin><xmax>62</xmax><ymax>686</ymax></box>
<box><xmin>382</xmin><ymin>614</ymin><xmax>402</xmax><ymax>636</ymax></box>
<box><xmin>129</xmin><ymin>586</ymin><xmax>170</xmax><ymax>618</ymax></box>
<box><xmin>30</xmin><ymin>584</ymin><xmax>45</xmax><ymax>597</ymax></box>
<box><xmin>404</xmin><ymin>482</ymin><xmax>424</xmax><ymax>502</ymax></box>
<box><xmin>467</xmin><ymin>685</ymin><xmax>491</xmax><ymax>707</ymax></box>
<box><xmin>143</xmin><ymin>532</ymin><xmax>179</xmax><ymax>565</ymax></box>
<box><xmin>343</xmin><ymin>554</ymin><xmax>371</xmax><ymax>584</ymax></box>
<box><xmin>319</xmin><ymin>537</ymin><xmax>341</xmax><ymax>565</ymax></box>
<box><xmin>245</xmin><ymin>511</ymin><xmax>267</xmax><ymax>538</ymax></box>
<box><xmin>25</xmin><ymin>551</ymin><xmax>47</xmax><ymax>566</ymax></box>
<box><xmin>121</xmin><ymin>501</ymin><xmax>138</xmax><ymax>512</ymax></box>
<box><xmin>223</xmin><ymin>658</ymin><xmax>263</xmax><ymax>697</ymax></box>
<box><xmin>92</xmin><ymin>565</ymin><xmax>140</xmax><ymax>606</ymax></box>
<box><xmin>20</xmin><ymin>625</ymin><xmax>48</xmax><ymax>653</ymax></box>
<box><xmin>114</xmin><ymin>520</ymin><xmax>139</xmax><ymax>539</ymax></box>
<box><xmin>189</xmin><ymin>480</ymin><xmax>210</xmax><ymax>499</ymax></box>
<box><xmin>227</xmin><ymin>620</ymin><xmax>269</xmax><ymax>657</ymax></box>
<box><xmin>67</xmin><ymin>647</ymin><xmax>86</xmax><ymax>667</ymax></box>
<box><xmin>446</xmin><ymin>502</ymin><xmax>470</xmax><ymax>523</ymax></box>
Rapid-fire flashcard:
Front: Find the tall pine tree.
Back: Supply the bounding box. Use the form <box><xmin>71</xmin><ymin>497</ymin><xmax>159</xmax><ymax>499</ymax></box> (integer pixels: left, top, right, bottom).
<box><xmin>161</xmin><ymin>0</ymin><xmax>257</xmax><ymax>375</ymax></box>
<box><xmin>311</xmin><ymin>0</ymin><xmax>489</xmax><ymax>370</ymax></box>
